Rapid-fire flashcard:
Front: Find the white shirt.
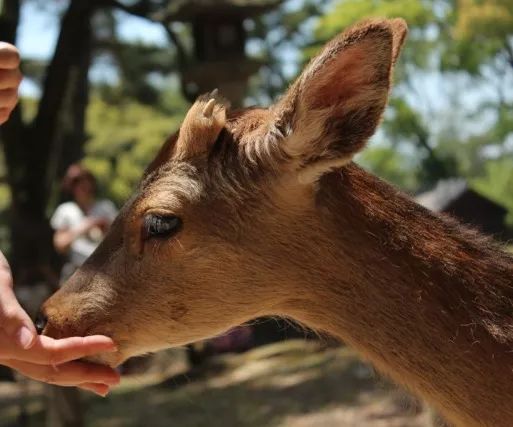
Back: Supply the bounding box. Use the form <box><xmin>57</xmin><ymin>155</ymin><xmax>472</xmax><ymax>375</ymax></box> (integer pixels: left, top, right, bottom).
<box><xmin>51</xmin><ymin>200</ymin><xmax>118</xmax><ymax>266</ymax></box>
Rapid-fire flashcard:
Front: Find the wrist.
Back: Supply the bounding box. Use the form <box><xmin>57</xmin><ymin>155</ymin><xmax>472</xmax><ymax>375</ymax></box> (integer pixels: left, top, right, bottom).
<box><xmin>73</xmin><ymin>223</ymin><xmax>89</xmax><ymax>238</ymax></box>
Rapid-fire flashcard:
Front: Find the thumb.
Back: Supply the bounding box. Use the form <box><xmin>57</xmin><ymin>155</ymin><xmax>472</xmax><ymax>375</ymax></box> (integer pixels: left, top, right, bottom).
<box><xmin>0</xmin><ymin>255</ymin><xmax>36</xmax><ymax>350</ymax></box>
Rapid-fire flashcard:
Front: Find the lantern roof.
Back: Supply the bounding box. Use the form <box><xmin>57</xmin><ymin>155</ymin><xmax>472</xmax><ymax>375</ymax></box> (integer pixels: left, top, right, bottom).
<box><xmin>164</xmin><ymin>0</ymin><xmax>282</xmax><ymax>21</ymax></box>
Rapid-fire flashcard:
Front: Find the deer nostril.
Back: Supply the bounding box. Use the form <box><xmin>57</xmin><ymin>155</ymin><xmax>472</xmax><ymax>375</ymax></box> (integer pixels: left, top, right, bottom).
<box><xmin>34</xmin><ymin>311</ymin><xmax>48</xmax><ymax>335</ymax></box>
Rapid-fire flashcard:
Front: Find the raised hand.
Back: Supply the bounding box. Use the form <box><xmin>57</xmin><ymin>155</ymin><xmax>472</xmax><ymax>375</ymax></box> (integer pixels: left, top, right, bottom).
<box><xmin>0</xmin><ymin>42</ymin><xmax>22</xmax><ymax>125</ymax></box>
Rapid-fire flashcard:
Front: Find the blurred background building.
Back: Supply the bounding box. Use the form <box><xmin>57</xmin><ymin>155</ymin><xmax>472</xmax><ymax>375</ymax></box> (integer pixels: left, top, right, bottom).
<box><xmin>416</xmin><ymin>179</ymin><xmax>511</xmax><ymax>239</ymax></box>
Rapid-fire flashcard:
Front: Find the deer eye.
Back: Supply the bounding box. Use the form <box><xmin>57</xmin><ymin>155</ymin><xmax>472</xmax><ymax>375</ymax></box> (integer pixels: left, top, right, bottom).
<box><xmin>143</xmin><ymin>214</ymin><xmax>182</xmax><ymax>239</ymax></box>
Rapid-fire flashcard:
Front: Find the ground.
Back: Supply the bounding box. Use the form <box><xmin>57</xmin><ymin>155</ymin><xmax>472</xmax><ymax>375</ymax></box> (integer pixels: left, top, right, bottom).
<box><xmin>0</xmin><ymin>340</ymin><xmax>435</xmax><ymax>427</ymax></box>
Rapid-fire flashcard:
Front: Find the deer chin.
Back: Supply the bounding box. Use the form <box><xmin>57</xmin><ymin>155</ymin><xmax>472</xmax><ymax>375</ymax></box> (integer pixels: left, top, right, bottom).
<box><xmin>82</xmin><ymin>341</ymin><xmax>156</xmax><ymax>367</ymax></box>
<box><xmin>83</xmin><ymin>328</ymin><xmax>233</xmax><ymax>367</ymax></box>
<box><xmin>86</xmin><ymin>339</ymin><xmax>183</xmax><ymax>367</ymax></box>
<box><xmin>83</xmin><ymin>351</ymin><xmax>125</xmax><ymax>368</ymax></box>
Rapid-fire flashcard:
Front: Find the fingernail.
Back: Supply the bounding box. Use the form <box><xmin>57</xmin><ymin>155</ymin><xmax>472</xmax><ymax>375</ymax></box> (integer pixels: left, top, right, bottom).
<box><xmin>16</xmin><ymin>326</ymin><xmax>35</xmax><ymax>349</ymax></box>
<box><xmin>95</xmin><ymin>389</ymin><xmax>109</xmax><ymax>398</ymax></box>
<box><xmin>106</xmin><ymin>377</ymin><xmax>120</xmax><ymax>386</ymax></box>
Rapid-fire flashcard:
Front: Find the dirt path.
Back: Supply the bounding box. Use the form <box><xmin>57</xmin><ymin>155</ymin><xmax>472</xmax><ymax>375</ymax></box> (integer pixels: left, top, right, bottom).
<box><xmin>0</xmin><ymin>340</ymin><xmax>435</xmax><ymax>427</ymax></box>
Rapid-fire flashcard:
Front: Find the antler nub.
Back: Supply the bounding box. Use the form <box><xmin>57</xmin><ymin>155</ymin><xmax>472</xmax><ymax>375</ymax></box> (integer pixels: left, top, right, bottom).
<box><xmin>195</xmin><ymin>90</ymin><xmax>230</xmax><ymax>127</ymax></box>
<box><xmin>203</xmin><ymin>98</ymin><xmax>216</xmax><ymax>118</ymax></box>
<box><xmin>174</xmin><ymin>90</ymin><xmax>230</xmax><ymax>159</ymax></box>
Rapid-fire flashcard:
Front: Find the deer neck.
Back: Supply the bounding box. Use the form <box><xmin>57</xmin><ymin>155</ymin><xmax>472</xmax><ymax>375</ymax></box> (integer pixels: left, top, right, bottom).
<box><xmin>278</xmin><ymin>163</ymin><xmax>513</xmax><ymax>427</ymax></box>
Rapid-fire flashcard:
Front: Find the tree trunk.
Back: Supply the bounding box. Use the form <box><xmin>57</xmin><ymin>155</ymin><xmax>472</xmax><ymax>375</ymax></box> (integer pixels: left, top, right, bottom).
<box><xmin>1</xmin><ymin>0</ymin><xmax>94</xmax><ymax>280</ymax></box>
<box><xmin>1</xmin><ymin>1</ymin><xmax>95</xmax><ymax>426</ymax></box>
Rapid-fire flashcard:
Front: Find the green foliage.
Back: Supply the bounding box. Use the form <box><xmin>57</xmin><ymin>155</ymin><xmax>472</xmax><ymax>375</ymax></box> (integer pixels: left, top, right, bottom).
<box><xmin>444</xmin><ymin>0</ymin><xmax>513</xmax><ymax>73</ymax></box>
<box><xmin>312</xmin><ymin>0</ymin><xmax>436</xmax><ymax>69</ymax></box>
<box><xmin>357</xmin><ymin>145</ymin><xmax>419</xmax><ymax>191</ymax></box>
<box><xmin>315</xmin><ymin>0</ymin><xmax>432</xmax><ymax>38</ymax></box>
<box><xmin>83</xmin><ymin>92</ymin><xmax>188</xmax><ymax>205</ymax></box>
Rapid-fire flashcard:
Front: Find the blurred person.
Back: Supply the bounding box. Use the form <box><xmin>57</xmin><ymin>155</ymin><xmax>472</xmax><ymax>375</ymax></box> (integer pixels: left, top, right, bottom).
<box><xmin>47</xmin><ymin>165</ymin><xmax>117</xmax><ymax>426</ymax></box>
<box><xmin>0</xmin><ymin>41</ymin><xmax>120</xmax><ymax>397</ymax></box>
<box><xmin>52</xmin><ymin>164</ymin><xmax>117</xmax><ymax>280</ymax></box>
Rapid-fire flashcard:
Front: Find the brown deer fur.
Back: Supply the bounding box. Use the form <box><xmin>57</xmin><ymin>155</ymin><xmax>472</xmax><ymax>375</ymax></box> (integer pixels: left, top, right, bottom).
<box><xmin>41</xmin><ymin>18</ymin><xmax>513</xmax><ymax>426</ymax></box>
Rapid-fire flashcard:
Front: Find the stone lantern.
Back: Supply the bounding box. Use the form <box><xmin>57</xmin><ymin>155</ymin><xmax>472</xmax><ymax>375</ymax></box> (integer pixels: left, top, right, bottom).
<box><xmin>168</xmin><ymin>0</ymin><xmax>282</xmax><ymax>106</ymax></box>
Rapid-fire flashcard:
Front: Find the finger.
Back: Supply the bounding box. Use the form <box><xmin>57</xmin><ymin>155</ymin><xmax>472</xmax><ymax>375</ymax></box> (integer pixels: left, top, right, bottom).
<box><xmin>0</xmin><ymin>43</ymin><xmax>20</xmax><ymax>69</ymax></box>
<box><xmin>0</xmin><ymin>267</ymin><xmax>37</xmax><ymax>350</ymax></box>
<box><xmin>79</xmin><ymin>382</ymin><xmax>110</xmax><ymax>397</ymax></box>
<box><xmin>0</xmin><ymin>107</ymin><xmax>11</xmax><ymax>125</ymax></box>
<box><xmin>0</xmin><ymin>68</ymin><xmax>22</xmax><ymax>90</ymax></box>
<box><xmin>0</xmin><ymin>88</ymin><xmax>17</xmax><ymax>110</ymax></box>
<box><xmin>0</xmin><ymin>334</ymin><xmax>117</xmax><ymax>365</ymax></box>
<box><xmin>34</xmin><ymin>335</ymin><xmax>118</xmax><ymax>366</ymax></box>
<box><xmin>2</xmin><ymin>359</ymin><xmax>120</xmax><ymax>387</ymax></box>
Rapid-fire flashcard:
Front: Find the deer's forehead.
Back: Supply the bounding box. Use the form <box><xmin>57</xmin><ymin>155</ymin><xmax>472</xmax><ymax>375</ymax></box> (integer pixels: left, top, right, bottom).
<box><xmin>134</xmin><ymin>108</ymin><xmax>276</xmax><ymax>212</ymax></box>
<box><xmin>225</xmin><ymin>108</ymin><xmax>272</xmax><ymax>147</ymax></box>
<box><xmin>136</xmin><ymin>161</ymin><xmax>204</xmax><ymax>210</ymax></box>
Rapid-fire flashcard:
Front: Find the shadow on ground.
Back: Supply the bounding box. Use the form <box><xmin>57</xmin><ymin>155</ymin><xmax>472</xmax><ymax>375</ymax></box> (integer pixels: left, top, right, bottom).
<box><xmin>0</xmin><ymin>340</ymin><xmax>432</xmax><ymax>427</ymax></box>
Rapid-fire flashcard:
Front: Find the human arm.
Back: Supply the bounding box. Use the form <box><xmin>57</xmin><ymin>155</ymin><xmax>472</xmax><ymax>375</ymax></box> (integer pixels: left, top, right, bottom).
<box><xmin>53</xmin><ymin>217</ymin><xmax>108</xmax><ymax>254</ymax></box>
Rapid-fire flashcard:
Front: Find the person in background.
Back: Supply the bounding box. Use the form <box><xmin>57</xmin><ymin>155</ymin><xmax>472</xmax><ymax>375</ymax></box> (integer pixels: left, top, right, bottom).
<box><xmin>0</xmin><ymin>41</ymin><xmax>119</xmax><ymax>397</ymax></box>
<box><xmin>48</xmin><ymin>165</ymin><xmax>117</xmax><ymax>426</ymax></box>
<box><xmin>52</xmin><ymin>164</ymin><xmax>117</xmax><ymax>280</ymax></box>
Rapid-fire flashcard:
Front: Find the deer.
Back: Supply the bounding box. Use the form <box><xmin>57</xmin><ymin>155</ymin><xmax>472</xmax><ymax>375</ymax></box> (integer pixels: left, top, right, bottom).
<box><xmin>38</xmin><ymin>18</ymin><xmax>513</xmax><ymax>427</ymax></box>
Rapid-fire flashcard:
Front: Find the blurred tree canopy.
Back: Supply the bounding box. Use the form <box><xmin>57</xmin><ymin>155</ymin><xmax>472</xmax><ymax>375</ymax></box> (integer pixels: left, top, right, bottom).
<box><xmin>84</xmin><ymin>92</ymin><xmax>187</xmax><ymax>205</ymax></box>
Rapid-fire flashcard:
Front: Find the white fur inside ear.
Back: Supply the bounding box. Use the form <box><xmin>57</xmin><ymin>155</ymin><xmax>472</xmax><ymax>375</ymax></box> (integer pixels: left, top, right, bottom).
<box><xmin>296</xmin><ymin>156</ymin><xmax>353</xmax><ymax>185</ymax></box>
<box><xmin>281</xmin><ymin>107</ymin><xmax>331</xmax><ymax>159</ymax></box>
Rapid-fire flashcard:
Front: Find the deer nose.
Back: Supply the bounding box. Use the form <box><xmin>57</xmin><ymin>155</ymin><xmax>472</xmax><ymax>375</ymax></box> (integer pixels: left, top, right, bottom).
<box><xmin>34</xmin><ymin>311</ymin><xmax>48</xmax><ymax>335</ymax></box>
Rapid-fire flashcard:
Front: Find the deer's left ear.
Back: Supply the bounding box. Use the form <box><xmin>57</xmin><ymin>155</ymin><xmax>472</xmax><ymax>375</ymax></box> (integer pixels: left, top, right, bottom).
<box><xmin>272</xmin><ymin>18</ymin><xmax>407</xmax><ymax>184</ymax></box>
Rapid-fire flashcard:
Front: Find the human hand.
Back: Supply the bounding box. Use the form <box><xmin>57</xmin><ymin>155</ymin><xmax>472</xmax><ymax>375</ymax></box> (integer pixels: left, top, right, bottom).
<box><xmin>91</xmin><ymin>216</ymin><xmax>110</xmax><ymax>231</ymax></box>
<box><xmin>79</xmin><ymin>217</ymin><xmax>109</xmax><ymax>233</ymax></box>
<box><xmin>0</xmin><ymin>42</ymin><xmax>22</xmax><ymax>125</ymax></box>
<box><xmin>0</xmin><ymin>251</ymin><xmax>120</xmax><ymax>396</ymax></box>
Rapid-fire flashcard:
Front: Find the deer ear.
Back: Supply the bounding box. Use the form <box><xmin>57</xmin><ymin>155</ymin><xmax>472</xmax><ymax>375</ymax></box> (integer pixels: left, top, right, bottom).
<box><xmin>272</xmin><ymin>18</ymin><xmax>407</xmax><ymax>184</ymax></box>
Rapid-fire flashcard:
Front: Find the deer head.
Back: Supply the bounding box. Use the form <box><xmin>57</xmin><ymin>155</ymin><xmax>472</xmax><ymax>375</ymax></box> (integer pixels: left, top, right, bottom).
<box><xmin>41</xmin><ymin>18</ymin><xmax>408</xmax><ymax>366</ymax></box>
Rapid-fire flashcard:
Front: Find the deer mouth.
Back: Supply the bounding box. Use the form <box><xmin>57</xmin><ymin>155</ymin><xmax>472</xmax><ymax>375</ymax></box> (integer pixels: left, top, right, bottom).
<box><xmin>38</xmin><ymin>313</ymin><xmax>124</xmax><ymax>367</ymax></box>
